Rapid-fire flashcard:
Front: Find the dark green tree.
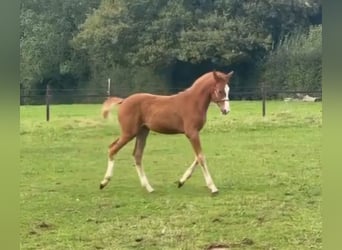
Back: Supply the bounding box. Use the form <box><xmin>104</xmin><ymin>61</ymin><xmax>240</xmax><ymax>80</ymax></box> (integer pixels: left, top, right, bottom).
<box><xmin>262</xmin><ymin>25</ymin><xmax>322</xmax><ymax>94</ymax></box>
<box><xmin>20</xmin><ymin>0</ymin><xmax>101</xmax><ymax>97</ymax></box>
<box><xmin>73</xmin><ymin>0</ymin><xmax>321</xmax><ymax>91</ymax></box>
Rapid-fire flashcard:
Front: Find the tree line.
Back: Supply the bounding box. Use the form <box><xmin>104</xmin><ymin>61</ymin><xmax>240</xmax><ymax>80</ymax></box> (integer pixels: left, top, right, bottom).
<box><xmin>20</xmin><ymin>0</ymin><xmax>322</xmax><ymax>103</ymax></box>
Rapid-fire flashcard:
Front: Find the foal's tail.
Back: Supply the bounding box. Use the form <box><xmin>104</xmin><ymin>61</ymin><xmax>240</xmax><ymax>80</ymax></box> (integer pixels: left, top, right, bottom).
<box><xmin>101</xmin><ymin>97</ymin><xmax>124</xmax><ymax>119</ymax></box>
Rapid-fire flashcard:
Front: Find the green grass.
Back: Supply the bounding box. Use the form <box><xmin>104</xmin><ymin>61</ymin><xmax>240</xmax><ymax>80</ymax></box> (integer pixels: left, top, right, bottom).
<box><xmin>20</xmin><ymin>101</ymin><xmax>322</xmax><ymax>250</ymax></box>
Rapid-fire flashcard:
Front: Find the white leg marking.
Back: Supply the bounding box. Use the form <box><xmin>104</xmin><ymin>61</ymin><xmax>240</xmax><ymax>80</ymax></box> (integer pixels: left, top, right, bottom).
<box><xmin>180</xmin><ymin>159</ymin><xmax>198</xmax><ymax>183</ymax></box>
<box><xmin>100</xmin><ymin>159</ymin><xmax>114</xmax><ymax>186</ymax></box>
<box><xmin>105</xmin><ymin>159</ymin><xmax>114</xmax><ymax>178</ymax></box>
<box><xmin>199</xmin><ymin>159</ymin><xmax>218</xmax><ymax>193</ymax></box>
<box><xmin>135</xmin><ymin>164</ymin><xmax>154</xmax><ymax>193</ymax></box>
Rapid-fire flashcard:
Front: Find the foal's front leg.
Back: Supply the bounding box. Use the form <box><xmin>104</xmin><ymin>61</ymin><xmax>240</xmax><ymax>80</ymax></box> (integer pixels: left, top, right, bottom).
<box><xmin>185</xmin><ymin>131</ymin><xmax>219</xmax><ymax>194</ymax></box>
<box><xmin>197</xmin><ymin>154</ymin><xmax>219</xmax><ymax>194</ymax></box>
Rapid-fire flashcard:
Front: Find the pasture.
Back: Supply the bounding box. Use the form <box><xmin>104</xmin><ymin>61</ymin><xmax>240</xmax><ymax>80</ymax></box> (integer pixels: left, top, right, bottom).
<box><xmin>20</xmin><ymin>101</ymin><xmax>322</xmax><ymax>250</ymax></box>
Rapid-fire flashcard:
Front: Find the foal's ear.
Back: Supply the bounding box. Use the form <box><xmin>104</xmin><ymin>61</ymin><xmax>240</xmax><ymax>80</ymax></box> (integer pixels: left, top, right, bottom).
<box><xmin>213</xmin><ymin>70</ymin><xmax>221</xmax><ymax>82</ymax></box>
<box><xmin>226</xmin><ymin>71</ymin><xmax>234</xmax><ymax>79</ymax></box>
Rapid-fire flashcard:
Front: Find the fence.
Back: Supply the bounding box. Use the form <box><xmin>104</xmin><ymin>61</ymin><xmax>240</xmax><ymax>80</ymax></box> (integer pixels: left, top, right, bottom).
<box><xmin>20</xmin><ymin>84</ymin><xmax>322</xmax><ymax>121</ymax></box>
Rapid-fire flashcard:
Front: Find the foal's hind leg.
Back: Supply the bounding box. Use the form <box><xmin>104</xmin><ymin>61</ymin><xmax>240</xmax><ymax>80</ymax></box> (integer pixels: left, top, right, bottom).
<box><xmin>178</xmin><ymin>158</ymin><xmax>198</xmax><ymax>188</ymax></box>
<box><xmin>133</xmin><ymin>127</ymin><xmax>154</xmax><ymax>193</ymax></box>
<box><xmin>99</xmin><ymin>135</ymin><xmax>134</xmax><ymax>189</ymax></box>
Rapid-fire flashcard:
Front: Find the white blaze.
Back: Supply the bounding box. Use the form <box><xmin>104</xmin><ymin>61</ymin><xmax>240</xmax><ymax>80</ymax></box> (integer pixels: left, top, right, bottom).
<box><xmin>224</xmin><ymin>85</ymin><xmax>230</xmax><ymax>112</ymax></box>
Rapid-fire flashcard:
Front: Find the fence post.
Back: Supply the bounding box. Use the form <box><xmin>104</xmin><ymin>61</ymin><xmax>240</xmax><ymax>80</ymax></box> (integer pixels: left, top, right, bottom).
<box><xmin>107</xmin><ymin>78</ymin><xmax>111</xmax><ymax>98</ymax></box>
<box><xmin>261</xmin><ymin>82</ymin><xmax>266</xmax><ymax>117</ymax></box>
<box><xmin>46</xmin><ymin>84</ymin><xmax>51</xmax><ymax>122</ymax></box>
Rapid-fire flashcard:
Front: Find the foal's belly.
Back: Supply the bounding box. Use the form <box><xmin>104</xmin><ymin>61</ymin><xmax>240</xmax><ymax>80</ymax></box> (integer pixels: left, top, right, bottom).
<box><xmin>147</xmin><ymin>124</ymin><xmax>184</xmax><ymax>134</ymax></box>
<box><xmin>143</xmin><ymin>112</ymin><xmax>184</xmax><ymax>134</ymax></box>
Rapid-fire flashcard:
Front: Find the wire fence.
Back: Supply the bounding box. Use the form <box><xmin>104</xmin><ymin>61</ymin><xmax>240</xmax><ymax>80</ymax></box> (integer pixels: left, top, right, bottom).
<box><xmin>20</xmin><ymin>86</ymin><xmax>322</xmax><ymax>105</ymax></box>
<box><xmin>20</xmin><ymin>85</ymin><xmax>322</xmax><ymax>121</ymax></box>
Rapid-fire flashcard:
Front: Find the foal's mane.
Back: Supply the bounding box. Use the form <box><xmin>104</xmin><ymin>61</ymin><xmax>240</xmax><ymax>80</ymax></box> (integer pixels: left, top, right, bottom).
<box><xmin>183</xmin><ymin>71</ymin><xmax>225</xmax><ymax>93</ymax></box>
<box><xmin>192</xmin><ymin>72</ymin><xmax>213</xmax><ymax>86</ymax></box>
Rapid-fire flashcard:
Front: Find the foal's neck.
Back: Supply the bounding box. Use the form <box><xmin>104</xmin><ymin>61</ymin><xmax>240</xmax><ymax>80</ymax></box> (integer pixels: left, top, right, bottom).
<box><xmin>186</xmin><ymin>82</ymin><xmax>213</xmax><ymax>116</ymax></box>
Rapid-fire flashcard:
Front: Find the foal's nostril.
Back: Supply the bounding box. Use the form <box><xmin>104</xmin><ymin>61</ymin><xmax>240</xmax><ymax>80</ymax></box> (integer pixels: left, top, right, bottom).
<box><xmin>222</xmin><ymin>109</ymin><xmax>229</xmax><ymax>115</ymax></box>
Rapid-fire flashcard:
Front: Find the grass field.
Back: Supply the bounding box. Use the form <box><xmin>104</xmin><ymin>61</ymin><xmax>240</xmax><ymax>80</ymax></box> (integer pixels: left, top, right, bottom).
<box><xmin>20</xmin><ymin>101</ymin><xmax>322</xmax><ymax>250</ymax></box>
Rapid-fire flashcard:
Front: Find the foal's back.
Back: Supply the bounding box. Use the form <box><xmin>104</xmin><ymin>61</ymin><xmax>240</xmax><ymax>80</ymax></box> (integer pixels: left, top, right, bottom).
<box><xmin>118</xmin><ymin>93</ymin><xmax>188</xmax><ymax>135</ymax></box>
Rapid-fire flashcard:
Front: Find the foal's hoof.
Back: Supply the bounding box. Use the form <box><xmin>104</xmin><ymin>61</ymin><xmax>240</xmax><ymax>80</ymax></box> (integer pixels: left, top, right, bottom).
<box><xmin>99</xmin><ymin>183</ymin><xmax>106</xmax><ymax>190</ymax></box>
<box><xmin>211</xmin><ymin>190</ymin><xmax>219</xmax><ymax>196</ymax></box>
<box><xmin>177</xmin><ymin>181</ymin><xmax>184</xmax><ymax>188</ymax></box>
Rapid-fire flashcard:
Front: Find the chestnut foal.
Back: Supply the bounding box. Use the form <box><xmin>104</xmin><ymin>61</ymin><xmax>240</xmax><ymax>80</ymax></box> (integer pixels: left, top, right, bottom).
<box><xmin>100</xmin><ymin>70</ymin><xmax>234</xmax><ymax>194</ymax></box>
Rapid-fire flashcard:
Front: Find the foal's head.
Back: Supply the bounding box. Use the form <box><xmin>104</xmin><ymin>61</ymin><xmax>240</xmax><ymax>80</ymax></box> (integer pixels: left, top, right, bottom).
<box><xmin>211</xmin><ymin>70</ymin><xmax>234</xmax><ymax>115</ymax></box>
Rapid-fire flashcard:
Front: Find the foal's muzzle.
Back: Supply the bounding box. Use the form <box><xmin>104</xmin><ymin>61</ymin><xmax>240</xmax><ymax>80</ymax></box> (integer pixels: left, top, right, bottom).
<box><xmin>216</xmin><ymin>99</ymin><xmax>230</xmax><ymax>115</ymax></box>
<box><xmin>221</xmin><ymin>109</ymin><xmax>229</xmax><ymax>115</ymax></box>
